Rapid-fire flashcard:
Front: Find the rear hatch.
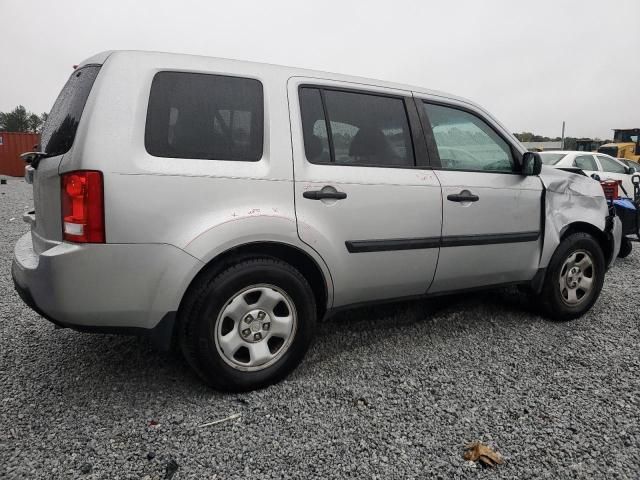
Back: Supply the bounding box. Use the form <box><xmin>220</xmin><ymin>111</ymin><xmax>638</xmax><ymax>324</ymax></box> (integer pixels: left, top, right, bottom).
<box><xmin>28</xmin><ymin>65</ymin><xmax>101</xmax><ymax>254</ymax></box>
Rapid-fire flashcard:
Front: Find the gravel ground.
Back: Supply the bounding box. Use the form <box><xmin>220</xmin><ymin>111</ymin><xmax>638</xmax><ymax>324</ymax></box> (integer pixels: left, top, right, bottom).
<box><xmin>1</xmin><ymin>177</ymin><xmax>639</xmax><ymax>479</ymax></box>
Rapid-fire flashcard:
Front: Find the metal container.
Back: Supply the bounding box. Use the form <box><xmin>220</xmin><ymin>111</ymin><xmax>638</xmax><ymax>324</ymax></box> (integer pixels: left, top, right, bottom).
<box><xmin>0</xmin><ymin>132</ymin><xmax>40</xmax><ymax>177</ymax></box>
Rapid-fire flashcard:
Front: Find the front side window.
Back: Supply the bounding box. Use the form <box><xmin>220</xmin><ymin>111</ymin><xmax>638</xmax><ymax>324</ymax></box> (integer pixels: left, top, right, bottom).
<box><xmin>573</xmin><ymin>155</ymin><xmax>597</xmax><ymax>170</ymax></box>
<box><xmin>299</xmin><ymin>87</ymin><xmax>415</xmax><ymax>168</ymax></box>
<box><xmin>423</xmin><ymin>103</ymin><xmax>514</xmax><ymax>173</ymax></box>
<box><xmin>145</xmin><ymin>72</ymin><xmax>263</xmax><ymax>161</ymax></box>
<box><xmin>597</xmin><ymin>155</ymin><xmax>626</xmax><ymax>174</ymax></box>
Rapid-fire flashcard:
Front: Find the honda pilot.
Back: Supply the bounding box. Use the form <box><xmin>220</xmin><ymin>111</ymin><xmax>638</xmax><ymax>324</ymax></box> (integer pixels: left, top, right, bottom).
<box><xmin>13</xmin><ymin>51</ymin><xmax>622</xmax><ymax>391</ymax></box>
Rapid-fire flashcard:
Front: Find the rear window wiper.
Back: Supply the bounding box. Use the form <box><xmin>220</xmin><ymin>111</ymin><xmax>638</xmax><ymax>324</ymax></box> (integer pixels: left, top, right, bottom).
<box><xmin>20</xmin><ymin>151</ymin><xmax>52</xmax><ymax>169</ymax></box>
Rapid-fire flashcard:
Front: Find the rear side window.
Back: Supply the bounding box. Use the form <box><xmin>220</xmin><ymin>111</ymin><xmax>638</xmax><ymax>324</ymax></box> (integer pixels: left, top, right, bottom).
<box><xmin>299</xmin><ymin>89</ymin><xmax>331</xmax><ymax>163</ymax></box>
<box><xmin>597</xmin><ymin>155</ymin><xmax>626</xmax><ymax>174</ymax></box>
<box><xmin>40</xmin><ymin>65</ymin><xmax>101</xmax><ymax>157</ymax></box>
<box><xmin>299</xmin><ymin>87</ymin><xmax>415</xmax><ymax>168</ymax></box>
<box><xmin>145</xmin><ymin>72</ymin><xmax>263</xmax><ymax>161</ymax></box>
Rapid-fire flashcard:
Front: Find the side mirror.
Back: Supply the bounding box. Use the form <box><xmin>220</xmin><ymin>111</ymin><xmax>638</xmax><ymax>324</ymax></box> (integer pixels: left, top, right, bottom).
<box><xmin>629</xmin><ymin>166</ymin><xmax>637</xmax><ymax>175</ymax></box>
<box><xmin>635</xmin><ymin>144</ymin><xmax>640</xmax><ymax>155</ymax></box>
<box><xmin>521</xmin><ymin>151</ymin><xmax>542</xmax><ymax>176</ymax></box>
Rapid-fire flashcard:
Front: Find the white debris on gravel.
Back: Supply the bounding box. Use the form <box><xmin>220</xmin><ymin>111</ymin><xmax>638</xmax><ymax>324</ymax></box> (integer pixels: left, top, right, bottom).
<box><xmin>1</xmin><ymin>177</ymin><xmax>639</xmax><ymax>479</ymax></box>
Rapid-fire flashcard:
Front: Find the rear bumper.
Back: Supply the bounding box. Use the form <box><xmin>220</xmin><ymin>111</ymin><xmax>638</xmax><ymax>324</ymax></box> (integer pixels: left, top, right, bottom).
<box><xmin>12</xmin><ymin>232</ymin><xmax>203</xmax><ymax>347</ymax></box>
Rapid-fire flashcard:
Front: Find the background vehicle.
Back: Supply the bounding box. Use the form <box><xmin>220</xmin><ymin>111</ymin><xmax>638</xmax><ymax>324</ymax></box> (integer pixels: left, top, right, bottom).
<box><xmin>540</xmin><ymin>151</ymin><xmax>637</xmax><ymax>195</ymax></box>
<box><xmin>618</xmin><ymin>157</ymin><xmax>639</xmax><ymax>170</ymax></box>
<box><xmin>576</xmin><ymin>138</ymin><xmax>606</xmax><ymax>152</ymax></box>
<box><xmin>12</xmin><ymin>51</ymin><xmax>622</xmax><ymax>391</ymax></box>
<box><xmin>597</xmin><ymin>128</ymin><xmax>640</xmax><ymax>163</ymax></box>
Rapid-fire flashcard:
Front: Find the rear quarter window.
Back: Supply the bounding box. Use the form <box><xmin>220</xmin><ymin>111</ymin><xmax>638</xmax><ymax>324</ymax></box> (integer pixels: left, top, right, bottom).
<box><xmin>40</xmin><ymin>65</ymin><xmax>101</xmax><ymax>157</ymax></box>
<box><xmin>145</xmin><ymin>72</ymin><xmax>264</xmax><ymax>161</ymax></box>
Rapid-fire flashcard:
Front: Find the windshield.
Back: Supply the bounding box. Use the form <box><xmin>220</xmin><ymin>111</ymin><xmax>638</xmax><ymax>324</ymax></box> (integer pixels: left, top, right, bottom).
<box><xmin>613</xmin><ymin>130</ymin><xmax>639</xmax><ymax>143</ymax></box>
<box><xmin>40</xmin><ymin>65</ymin><xmax>101</xmax><ymax>156</ymax></box>
<box><xmin>539</xmin><ymin>153</ymin><xmax>566</xmax><ymax>165</ymax></box>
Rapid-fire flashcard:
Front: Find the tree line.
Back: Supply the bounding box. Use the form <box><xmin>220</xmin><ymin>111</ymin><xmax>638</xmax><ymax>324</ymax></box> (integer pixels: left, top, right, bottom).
<box><xmin>513</xmin><ymin>132</ymin><xmax>611</xmax><ymax>151</ymax></box>
<box><xmin>0</xmin><ymin>106</ymin><xmax>48</xmax><ymax>134</ymax></box>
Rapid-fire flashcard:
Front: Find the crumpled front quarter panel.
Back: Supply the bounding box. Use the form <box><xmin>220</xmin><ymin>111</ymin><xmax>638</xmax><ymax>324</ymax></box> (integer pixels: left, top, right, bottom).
<box><xmin>539</xmin><ymin>167</ymin><xmax>610</xmax><ymax>267</ymax></box>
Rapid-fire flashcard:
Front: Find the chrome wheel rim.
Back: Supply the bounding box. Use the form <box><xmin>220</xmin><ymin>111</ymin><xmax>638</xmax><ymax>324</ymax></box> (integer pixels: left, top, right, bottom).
<box><xmin>214</xmin><ymin>284</ymin><xmax>297</xmax><ymax>371</ymax></box>
<box><xmin>558</xmin><ymin>249</ymin><xmax>595</xmax><ymax>306</ymax></box>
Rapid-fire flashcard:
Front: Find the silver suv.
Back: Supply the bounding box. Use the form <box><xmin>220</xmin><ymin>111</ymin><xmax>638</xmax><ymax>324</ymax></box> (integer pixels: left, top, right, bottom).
<box><xmin>13</xmin><ymin>51</ymin><xmax>622</xmax><ymax>391</ymax></box>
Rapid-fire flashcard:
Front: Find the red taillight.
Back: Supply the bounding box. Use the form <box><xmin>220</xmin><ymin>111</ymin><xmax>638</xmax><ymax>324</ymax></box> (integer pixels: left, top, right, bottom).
<box><xmin>61</xmin><ymin>171</ymin><xmax>105</xmax><ymax>243</ymax></box>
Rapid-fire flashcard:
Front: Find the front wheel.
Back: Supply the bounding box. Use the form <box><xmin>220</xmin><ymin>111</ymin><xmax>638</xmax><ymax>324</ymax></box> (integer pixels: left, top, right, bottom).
<box><xmin>537</xmin><ymin>232</ymin><xmax>606</xmax><ymax>321</ymax></box>
<box><xmin>618</xmin><ymin>237</ymin><xmax>632</xmax><ymax>258</ymax></box>
<box><xmin>179</xmin><ymin>257</ymin><xmax>317</xmax><ymax>391</ymax></box>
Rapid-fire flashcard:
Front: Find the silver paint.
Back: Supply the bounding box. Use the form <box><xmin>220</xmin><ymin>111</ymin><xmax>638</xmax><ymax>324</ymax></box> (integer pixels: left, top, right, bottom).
<box><xmin>12</xmin><ymin>50</ymin><xmax>621</xmax><ymax>334</ymax></box>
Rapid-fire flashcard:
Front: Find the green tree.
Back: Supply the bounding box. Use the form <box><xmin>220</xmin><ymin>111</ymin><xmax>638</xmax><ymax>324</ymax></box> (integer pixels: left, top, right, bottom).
<box><xmin>0</xmin><ymin>105</ymin><xmax>30</xmax><ymax>132</ymax></box>
<box><xmin>514</xmin><ymin>132</ymin><xmax>535</xmax><ymax>142</ymax></box>
<box><xmin>0</xmin><ymin>106</ymin><xmax>48</xmax><ymax>133</ymax></box>
<box><xmin>27</xmin><ymin>113</ymin><xmax>43</xmax><ymax>133</ymax></box>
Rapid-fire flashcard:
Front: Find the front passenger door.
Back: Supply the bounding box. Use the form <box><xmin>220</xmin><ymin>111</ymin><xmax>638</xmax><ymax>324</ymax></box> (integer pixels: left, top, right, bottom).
<box><xmin>417</xmin><ymin>99</ymin><xmax>544</xmax><ymax>293</ymax></box>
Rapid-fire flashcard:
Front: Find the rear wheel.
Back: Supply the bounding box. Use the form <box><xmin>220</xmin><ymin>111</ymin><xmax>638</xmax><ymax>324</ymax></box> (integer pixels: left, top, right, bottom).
<box><xmin>179</xmin><ymin>257</ymin><xmax>316</xmax><ymax>391</ymax></box>
<box><xmin>538</xmin><ymin>232</ymin><xmax>605</xmax><ymax>321</ymax></box>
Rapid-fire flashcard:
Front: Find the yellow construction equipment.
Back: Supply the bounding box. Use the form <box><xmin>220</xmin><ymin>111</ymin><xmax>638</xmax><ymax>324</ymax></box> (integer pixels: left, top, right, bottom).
<box><xmin>597</xmin><ymin>128</ymin><xmax>640</xmax><ymax>163</ymax></box>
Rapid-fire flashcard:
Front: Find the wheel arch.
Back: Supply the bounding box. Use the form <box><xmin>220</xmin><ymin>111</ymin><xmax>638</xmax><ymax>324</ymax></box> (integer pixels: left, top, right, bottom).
<box><xmin>177</xmin><ymin>241</ymin><xmax>332</xmax><ymax>324</ymax></box>
<box><xmin>560</xmin><ymin>221</ymin><xmax>613</xmax><ymax>265</ymax></box>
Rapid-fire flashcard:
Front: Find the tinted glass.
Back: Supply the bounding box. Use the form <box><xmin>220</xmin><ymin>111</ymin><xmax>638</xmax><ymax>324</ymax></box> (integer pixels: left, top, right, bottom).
<box><xmin>573</xmin><ymin>155</ymin><xmax>597</xmax><ymax>170</ymax></box>
<box><xmin>324</xmin><ymin>90</ymin><xmax>414</xmax><ymax>167</ymax></box>
<box><xmin>597</xmin><ymin>155</ymin><xmax>626</xmax><ymax>174</ymax></box>
<box><xmin>40</xmin><ymin>65</ymin><xmax>101</xmax><ymax>157</ymax></box>
<box><xmin>146</xmin><ymin>72</ymin><xmax>263</xmax><ymax>161</ymax></box>
<box><xmin>597</xmin><ymin>146</ymin><xmax>618</xmax><ymax>158</ymax></box>
<box><xmin>539</xmin><ymin>153</ymin><xmax>567</xmax><ymax>165</ymax></box>
<box><xmin>423</xmin><ymin>103</ymin><xmax>513</xmax><ymax>172</ymax></box>
<box><xmin>299</xmin><ymin>87</ymin><xmax>415</xmax><ymax>167</ymax></box>
<box><xmin>299</xmin><ymin>88</ymin><xmax>331</xmax><ymax>163</ymax></box>
<box><xmin>614</xmin><ymin>130</ymin><xmax>639</xmax><ymax>143</ymax></box>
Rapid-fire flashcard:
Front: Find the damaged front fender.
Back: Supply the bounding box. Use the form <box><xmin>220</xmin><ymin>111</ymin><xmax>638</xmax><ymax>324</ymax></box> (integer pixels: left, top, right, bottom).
<box><xmin>539</xmin><ymin>166</ymin><xmax>621</xmax><ymax>269</ymax></box>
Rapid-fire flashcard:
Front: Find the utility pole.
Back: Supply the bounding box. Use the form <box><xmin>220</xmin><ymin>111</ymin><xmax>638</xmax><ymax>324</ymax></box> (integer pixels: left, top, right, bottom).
<box><xmin>561</xmin><ymin>121</ymin><xmax>565</xmax><ymax>150</ymax></box>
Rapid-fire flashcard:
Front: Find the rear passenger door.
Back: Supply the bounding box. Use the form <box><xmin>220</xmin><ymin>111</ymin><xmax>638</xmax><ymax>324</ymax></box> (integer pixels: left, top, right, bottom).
<box><xmin>288</xmin><ymin>79</ymin><xmax>442</xmax><ymax>307</ymax></box>
<box><xmin>416</xmin><ymin>98</ymin><xmax>544</xmax><ymax>293</ymax></box>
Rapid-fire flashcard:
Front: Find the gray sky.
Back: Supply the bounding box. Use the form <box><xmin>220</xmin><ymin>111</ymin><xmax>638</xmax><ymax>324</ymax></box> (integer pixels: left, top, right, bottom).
<box><xmin>1</xmin><ymin>0</ymin><xmax>638</xmax><ymax>139</ymax></box>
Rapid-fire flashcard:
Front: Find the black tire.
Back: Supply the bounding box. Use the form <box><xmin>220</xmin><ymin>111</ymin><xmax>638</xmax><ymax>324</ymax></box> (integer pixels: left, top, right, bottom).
<box><xmin>618</xmin><ymin>237</ymin><xmax>632</xmax><ymax>259</ymax></box>
<box><xmin>537</xmin><ymin>232</ymin><xmax>605</xmax><ymax>322</ymax></box>
<box><xmin>178</xmin><ymin>257</ymin><xmax>316</xmax><ymax>391</ymax></box>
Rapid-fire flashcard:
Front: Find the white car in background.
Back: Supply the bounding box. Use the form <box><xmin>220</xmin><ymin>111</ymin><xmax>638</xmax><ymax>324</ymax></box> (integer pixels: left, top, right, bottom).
<box><xmin>540</xmin><ymin>151</ymin><xmax>638</xmax><ymax>196</ymax></box>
